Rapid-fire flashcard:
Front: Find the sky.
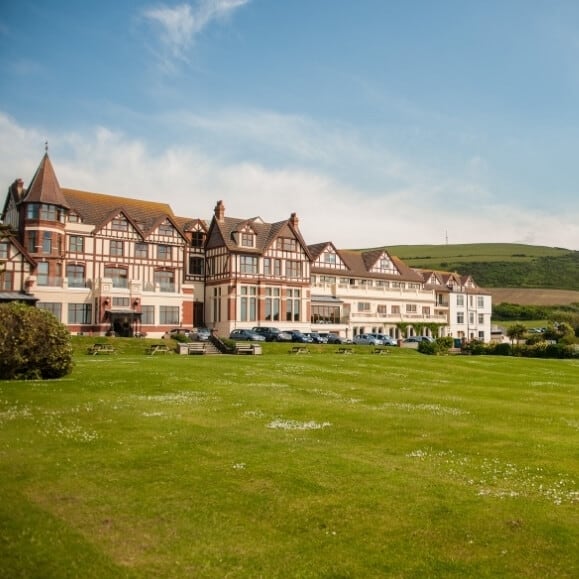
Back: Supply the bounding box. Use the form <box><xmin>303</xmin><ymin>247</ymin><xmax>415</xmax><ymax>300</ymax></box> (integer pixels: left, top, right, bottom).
<box><xmin>1</xmin><ymin>0</ymin><xmax>579</xmax><ymax>250</ymax></box>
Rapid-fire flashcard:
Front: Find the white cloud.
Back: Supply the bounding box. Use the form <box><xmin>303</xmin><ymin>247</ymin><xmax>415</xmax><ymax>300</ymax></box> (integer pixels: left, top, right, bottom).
<box><xmin>1</xmin><ymin>112</ymin><xmax>578</xmax><ymax>251</ymax></box>
<box><xmin>142</xmin><ymin>0</ymin><xmax>250</xmax><ymax>70</ymax></box>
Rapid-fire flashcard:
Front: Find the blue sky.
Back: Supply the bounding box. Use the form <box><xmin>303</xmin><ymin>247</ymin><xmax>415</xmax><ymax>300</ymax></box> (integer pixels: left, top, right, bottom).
<box><xmin>1</xmin><ymin>0</ymin><xmax>578</xmax><ymax>250</ymax></box>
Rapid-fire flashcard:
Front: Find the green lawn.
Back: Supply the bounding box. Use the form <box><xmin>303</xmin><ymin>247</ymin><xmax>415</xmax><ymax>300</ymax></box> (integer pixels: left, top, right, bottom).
<box><xmin>1</xmin><ymin>340</ymin><xmax>578</xmax><ymax>578</ymax></box>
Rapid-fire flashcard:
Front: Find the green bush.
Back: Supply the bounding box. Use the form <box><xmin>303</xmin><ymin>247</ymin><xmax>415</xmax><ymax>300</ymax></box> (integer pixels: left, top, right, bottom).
<box><xmin>0</xmin><ymin>302</ymin><xmax>73</xmax><ymax>380</ymax></box>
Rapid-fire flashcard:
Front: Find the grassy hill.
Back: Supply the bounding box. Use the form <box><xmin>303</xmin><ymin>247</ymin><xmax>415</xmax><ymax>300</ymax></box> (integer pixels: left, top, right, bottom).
<box><xmin>379</xmin><ymin>243</ymin><xmax>579</xmax><ymax>292</ymax></box>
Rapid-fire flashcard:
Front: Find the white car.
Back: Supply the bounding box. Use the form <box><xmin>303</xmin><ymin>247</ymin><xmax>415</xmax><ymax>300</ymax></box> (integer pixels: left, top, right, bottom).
<box><xmin>353</xmin><ymin>334</ymin><xmax>382</xmax><ymax>345</ymax></box>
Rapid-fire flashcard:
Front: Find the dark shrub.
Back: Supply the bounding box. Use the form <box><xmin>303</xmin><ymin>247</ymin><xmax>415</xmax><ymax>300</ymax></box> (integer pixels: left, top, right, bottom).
<box><xmin>489</xmin><ymin>342</ymin><xmax>512</xmax><ymax>356</ymax></box>
<box><xmin>418</xmin><ymin>340</ymin><xmax>437</xmax><ymax>355</ymax></box>
<box><xmin>0</xmin><ymin>302</ymin><xmax>73</xmax><ymax>380</ymax></box>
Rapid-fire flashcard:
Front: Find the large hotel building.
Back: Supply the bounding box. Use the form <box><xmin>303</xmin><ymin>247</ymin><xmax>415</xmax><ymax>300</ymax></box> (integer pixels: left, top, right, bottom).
<box><xmin>1</xmin><ymin>153</ymin><xmax>492</xmax><ymax>341</ymax></box>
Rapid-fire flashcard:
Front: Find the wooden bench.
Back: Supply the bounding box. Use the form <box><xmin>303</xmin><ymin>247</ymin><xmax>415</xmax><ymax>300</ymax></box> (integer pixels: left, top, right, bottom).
<box><xmin>187</xmin><ymin>343</ymin><xmax>207</xmax><ymax>355</ymax></box>
<box><xmin>373</xmin><ymin>348</ymin><xmax>389</xmax><ymax>355</ymax></box>
<box><xmin>147</xmin><ymin>344</ymin><xmax>170</xmax><ymax>355</ymax></box>
<box><xmin>234</xmin><ymin>342</ymin><xmax>262</xmax><ymax>355</ymax></box>
<box><xmin>336</xmin><ymin>347</ymin><xmax>353</xmax><ymax>355</ymax></box>
<box><xmin>289</xmin><ymin>346</ymin><xmax>310</xmax><ymax>355</ymax></box>
<box><xmin>87</xmin><ymin>343</ymin><xmax>115</xmax><ymax>355</ymax></box>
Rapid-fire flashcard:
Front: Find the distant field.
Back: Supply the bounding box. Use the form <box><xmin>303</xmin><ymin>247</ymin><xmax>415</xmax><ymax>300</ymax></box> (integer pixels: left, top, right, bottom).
<box><xmin>382</xmin><ymin>243</ymin><xmax>570</xmax><ymax>266</ymax></box>
<box><xmin>370</xmin><ymin>243</ymin><xmax>579</xmax><ymax>291</ymax></box>
<box><xmin>488</xmin><ymin>288</ymin><xmax>579</xmax><ymax>306</ymax></box>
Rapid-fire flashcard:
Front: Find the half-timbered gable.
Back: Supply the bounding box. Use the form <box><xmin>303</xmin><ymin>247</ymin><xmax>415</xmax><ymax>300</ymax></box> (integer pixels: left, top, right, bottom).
<box><xmin>0</xmin><ymin>231</ymin><xmax>36</xmax><ymax>294</ymax></box>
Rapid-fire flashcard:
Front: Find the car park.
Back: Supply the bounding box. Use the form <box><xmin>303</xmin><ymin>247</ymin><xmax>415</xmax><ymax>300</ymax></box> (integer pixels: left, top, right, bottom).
<box><xmin>285</xmin><ymin>330</ymin><xmax>313</xmax><ymax>343</ymax></box>
<box><xmin>229</xmin><ymin>329</ymin><xmax>266</xmax><ymax>341</ymax></box>
<box><xmin>353</xmin><ymin>334</ymin><xmax>382</xmax><ymax>345</ymax></box>
<box><xmin>403</xmin><ymin>336</ymin><xmax>434</xmax><ymax>344</ymax></box>
<box><xmin>304</xmin><ymin>332</ymin><xmax>327</xmax><ymax>343</ymax></box>
<box><xmin>324</xmin><ymin>333</ymin><xmax>347</xmax><ymax>344</ymax></box>
<box><xmin>369</xmin><ymin>333</ymin><xmax>396</xmax><ymax>346</ymax></box>
<box><xmin>191</xmin><ymin>327</ymin><xmax>211</xmax><ymax>341</ymax></box>
<box><xmin>251</xmin><ymin>326</ymin><xmax>293</xmax><ymax>342</ymax></box>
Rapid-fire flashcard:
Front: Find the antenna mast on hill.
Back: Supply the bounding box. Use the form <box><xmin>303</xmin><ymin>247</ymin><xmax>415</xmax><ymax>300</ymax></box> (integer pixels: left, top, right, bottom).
<box><xmin>445</xmin><ymin>230</ymin><xmax>448</xmax><ymax>245</ymax></box>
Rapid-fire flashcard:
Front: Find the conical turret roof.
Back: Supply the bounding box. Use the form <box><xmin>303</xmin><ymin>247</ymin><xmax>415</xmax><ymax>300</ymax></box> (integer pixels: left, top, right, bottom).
<box><xmin>23</xmin><ymin>153</ymin><xmax>70</xmax><ymax>209</ymax></box>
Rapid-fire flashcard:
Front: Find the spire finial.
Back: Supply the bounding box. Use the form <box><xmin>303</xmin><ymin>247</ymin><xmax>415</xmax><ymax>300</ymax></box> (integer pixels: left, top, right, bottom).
<box><xmin>44</xmin><ymin>140</ymin><xmax>48</xmax><ymax>154</ymax></box>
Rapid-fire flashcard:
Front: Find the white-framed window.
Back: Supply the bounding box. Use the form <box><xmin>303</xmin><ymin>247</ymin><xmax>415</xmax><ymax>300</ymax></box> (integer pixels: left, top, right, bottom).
<box><xmin>240</xmin><ymin>286</ymin><xmax>257</xmax><ymax>321</ymax></box>
<box><xmin>477</xmin><ymin>296</ymin><xmax>485</xmax><ymax>308</ymax></box>
<box><xmin>159</xmin><ymin>222</ymin><xmax>174</xmax><ymax>236</ymax></box>
<box><xmin>240</xmin><ymin>255</ymin><xmax>258</xmax><ymax>274</ymax></box>
<box><xmin>135</xmin><ymin>242</ymin><xmax>148</xmax><ymax>258</ymax></box>
<box><xmin>110</xmin><ymin>240</ymin><xmax>124</xmax><ymax>257</ymax></box>
<box><xmin>69</xmin><ymin>235</ymin><xmax>84</xmax><ymax>253</ymax></box>
<box><xmin>456</xmin><ymin>295</ymin><xmax>464</xmax><ymax>306</ymax></box>
<box><xmin>111</xmin><ymin>217</ymin><xmax>128</xmax><ymax>231</ymax></box>
<box><xmin>240</xmin><ymin>232</ymin><xmax>255</xmax><ymax>247</ymax></box>
<box><xmin>286</xmin><ymin>260</ymin><xmax>301</xmax><ymax>278</ymax></box>
<box><xmin>478</xmin><ymin>313</ymin><xmax>484</xmax><ymax>324</ymax></box>
<box><xmin>324</xmin><ymin>252</ymin><xmax>336</xmax><ymax>265</ymax></box>
<box><xmin>286</xmin><ymin>289</ymin><xmax>301</xmax><ymax>321</ymax></box>
<box><xmin>68</xmin><ymin>303</ymin><xmax>92</xmax><ymax>324</ymax></box>
<box><xmin>358</xmin><ymin>302</ymin><xmax>371</xmax><ymax>312</ymax></box>
<box><xmin>160</xmin><ymin>306</ymin><xmax>179</xmax><ymax>325</ymax></box>
<box><xmin>104</xmin><ymin>266</ymin><xmax>128</xmax><ymax>288</ymax></box>
<box><xmin>141</xmin><ymin>305</ymin><xmax>154</xmax><ymax>325</ymax></box>
<box><xmin>66</xmin><ymin>264</ymin><xmax>85</xmax><ymax>288</ymax></box>
<box><xmin>157</xmin><ymin>244</ymin><xmax>171</xmax><ymax>260</ymax></box>
<box><xmin>457</xmin><ymin>312</ymin><xmax>464</xmax><ymax>324</ymax></box>
<box><xmin>265</xmin><ymin>287</ymin><xmax>280</xmax><ymax>321</ymax></box>
<box><xmin>0</xmin><ymin>242</ymin><xmax>9</xmax><ymax>260</ymax></box>
<box><xmin>406</xmin><ymin>304</ymin><xmax>417</xmax><ymax>313</ymax></box>
<box><xmin>278</xmin><ymin>237</ymin><xmax>297</xmax><ymax>252</ymax></box>
<box><xmin>37</xmin><ymin>302</ymin><xmax>62</xmax><ymax>321</ymax></box>
<box><xmin>154</xmin><ymin>270</ymin><xmax>175</xmax><ymax>292</ymax></box>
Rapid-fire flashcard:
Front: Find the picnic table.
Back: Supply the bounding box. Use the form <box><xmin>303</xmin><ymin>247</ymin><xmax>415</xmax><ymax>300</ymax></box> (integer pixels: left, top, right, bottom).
<box><xmin>373</xmin><ymin>348</ymin><xmax>389</xmax><ymax>355</ymax></box>
<box><xmin>336</xmin><ymin>347</ymin><xmax>353</xmax><ymax>355</ymax></box>
<box><xmin>147</xmin><ymin>344</ymin><xmax>170</xmax><ymax>355</ymax></box>
<box><xmin>289</xmin><ymin>346</ymin><xmax>310</xmax><ymax>355</ymax></box>
<box><xmin>87</xmin><ymin>343</ymin><xmax>115</xmax><ymax>355</ymax></box>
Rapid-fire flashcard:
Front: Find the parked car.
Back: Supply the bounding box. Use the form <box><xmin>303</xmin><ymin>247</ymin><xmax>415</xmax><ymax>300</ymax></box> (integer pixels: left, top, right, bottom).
<box><xmin>229</xmin><ymin>329</ymin><xmax>266</xmax><ymax>341</ymax></box>
<box><xmin>305</xmin><ymin>332</ymin><xmax>327</xmax><ymax>343</ymax></box>
<box><xmin>251</xmin><ymin>326</ymin><xmax>293</xmax><ymax>342</ymax></box>
<box><xmin>286</xmin><ymin>330</ymin><xmax>313</xmax><ymax>343</ymax></box>
<box><xmin>403</xmin><ymin>336</ymin><xmax>434</xmax><ymax>344</ymax></box>
<box><xmin>191</xmin><ymin>327</ymin><xmax>211</xmax><ymax>341</ymax></box>
<box><xmin>353</xmin><ymin>333</ymin><xmax>382</xmax><ymax>345</ymax></box>
<box><xmin>368</xmin><ymin>333</ymin><xmax>396</xmax><ymax>346</ymax></box>
<box><xmin>325</xmin><ymin>333</ymin><xmax>346</xmax><ymax>344</ymax></box>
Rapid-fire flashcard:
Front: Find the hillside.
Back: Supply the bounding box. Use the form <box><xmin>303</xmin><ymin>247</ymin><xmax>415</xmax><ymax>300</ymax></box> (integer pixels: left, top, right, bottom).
<box><xmin>378</xmin><ymin>243</ymin><xmax>579</xmax><ymax>292</ymax></box>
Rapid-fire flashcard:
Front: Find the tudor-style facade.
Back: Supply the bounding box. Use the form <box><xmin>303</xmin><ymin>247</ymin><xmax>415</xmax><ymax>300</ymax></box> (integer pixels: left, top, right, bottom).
<box><xmin>309</xmin><ymin>243</ymin><xmax>448</xmax><ymax>340</ymax></box>
<box><xmin>1</xmin><ymin>153</ymin><xmax>492</xmax><ymax>340</ymax></box>
<box><xmin>204</xmin><ymin>201</ymin><xmax>312</xmax><ymax>336</ymax></box>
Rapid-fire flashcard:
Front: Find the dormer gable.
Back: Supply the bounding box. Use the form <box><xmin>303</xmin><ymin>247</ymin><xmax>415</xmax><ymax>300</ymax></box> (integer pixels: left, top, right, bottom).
<box><xmin>366</xmin><ymin>250</ymin><xmax>401</xmax><ymax>276</ymax></box>
<box><xmin>310</xmin><ymin>242</ymin><xmax>349</xmax><ymax>271</ymax></box>
<box><xmin>232</xmin><ymin>222</ymin><xmax>257</xmax><ymax>248</ymax></box>
<box><xmin>97</xmin><ymin>209</ymin><xmax>144</xmax><ymax>239</ymax></box>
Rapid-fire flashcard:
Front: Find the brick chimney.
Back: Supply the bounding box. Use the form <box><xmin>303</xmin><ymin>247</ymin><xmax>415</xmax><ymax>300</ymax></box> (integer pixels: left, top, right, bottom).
<box><xmin>214</xmin><ymin>200</ymin><xmax>225</xmax><ymax>222</ymax></box>
<box><xmin>289</xmin><ymin>212</ymin><xmax>299</xmax><ymax>228</ymax></box>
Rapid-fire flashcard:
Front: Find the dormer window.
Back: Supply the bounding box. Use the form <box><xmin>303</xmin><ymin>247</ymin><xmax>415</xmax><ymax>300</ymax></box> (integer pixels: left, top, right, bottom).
<box><xmin>191</xmin><ymin>231</ymin><xmax>206</xmax><ymax>248</ymax></box>
<box><xmin>278</xmin><ymin>237</ymin><xmax>296</xmax><ymax>251</ymax></box>
<box><xmin>111</xmin><ymin>217</ymin><xmax>128</xmax><ymax>232</ymax></box>
<box><xmin>159</xmin><ymin>221</ymin><xmax>174</xmax><ymax>236</ymax></box>
<box><xmin>240</xmin><ymin>232</ymin><xmax>255</xmax><ymax>248</ymax></box>
<box><xmin>324</xmin><ymin>252</ymin><xmax>336</xmax><ymax>264</ymax></box>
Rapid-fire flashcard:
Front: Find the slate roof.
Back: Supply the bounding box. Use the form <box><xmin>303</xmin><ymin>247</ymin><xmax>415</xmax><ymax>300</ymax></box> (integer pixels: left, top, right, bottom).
<box><xmin>310</xmin><ymin>244</ymin><xmax>424</xmax><ymax>283</ymax></box>
<box><xmin>23</xmin><ymin>153</ymin><xmax>70</xmax><ymax>209</ymax></box>
<box><xmin>209</xmin><ymin>215</ymin><xmax>311</xmax><ymax>257</ymax></box>
<box><xmin>62</xmin><ymin>189</ymin><xmax>178</xmax><ymax>236</ymax></box>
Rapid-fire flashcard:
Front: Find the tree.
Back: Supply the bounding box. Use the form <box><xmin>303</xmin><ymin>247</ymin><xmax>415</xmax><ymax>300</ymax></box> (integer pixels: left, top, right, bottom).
<box><xmin>506</xmin><ymin>323</ymin><xmax>527</xmax><ymax>347</ymax></box>
<box><xmin>0</xmin><ymin>302</ymin><xmax>73</xmax><ymax>379</ymax></box>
